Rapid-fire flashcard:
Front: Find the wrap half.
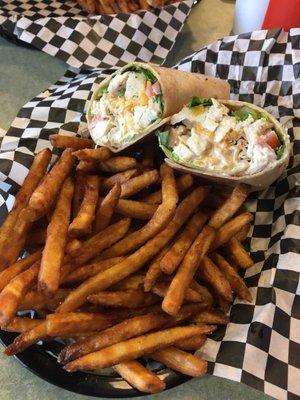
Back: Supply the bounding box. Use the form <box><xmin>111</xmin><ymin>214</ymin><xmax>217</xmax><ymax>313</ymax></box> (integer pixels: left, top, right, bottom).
<box><xmin>157</xmin><ymin>98</ymin><xmax>290</xmax><ymax>190</ymax></box>
<box><xmin>87</xmin><ymin>62</ymin><xmax>230</xmax><ymax>152</ymax></box>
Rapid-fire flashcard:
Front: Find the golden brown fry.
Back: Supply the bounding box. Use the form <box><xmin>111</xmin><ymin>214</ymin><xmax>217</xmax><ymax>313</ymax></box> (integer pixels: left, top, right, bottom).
<box><xmin>65</xmin><ymin>238</ymin><xmax>82</xmax><ymax>255</ymax></box>
<box><xmin>18</xmin><ymin>289</ymin><xmax>70</xmax><ymax>312</ymax></box>
<box><xmin>192</xmin><ymin>308</ymin><xmax>230</xmax><ymax>325</ymax></box>
<box><xmin>0</xmin><ymin>261</ymin><xmax>40</xmax><ymax>325</ymax></box>
<box><xmin>102</xmin><ymin>169</ymin><xmax>139</xmax><ymax>191</ymax></box>
<box><xmin>93</xmin><ymin>183</ymin><xmax>121</xmax><ymax>233</ymax></box>
<box><xmin>61</xmin><ymin>257</ymin><xmax>124</xmax><ymax>286</ymax></box>
<box><xmin>88</xmin><ymin>289</ymin><xmax>159</xmax><ymax>308</ymax></box>
<box><xmin>151</xmin><ymin>346</ymin><xmax>207</xmax><ymax>377</ymax></box>
<box><xmin>208</xmin><ymin>184</ymin><xmax>249</xmax><ymax>229</ymax></box>
<box><xmin>143</xmin><ymin>247</ymin><xmax>169</xmax><ymax>292</ymax></box>
<box><xmin>214</xmin><ymin>292</ymin><xmax>231</xmax><ymax>313</ymax></box>
<box><xmin>29</xmin><ymin>148</ymin><xmax>75</xmax><ymax>216</ymax></box>
<box><xmin>228</xmin><ymin>237</ymin><xmax>254</xmax><ymax>269</ymax></box>
<box><xmin>198</xmin><ymin>256</ymin><xmax>233</xmax><ymax>302</ymax></box>
<box><xmin>111</xmin><ymin>273</ymin><xmax>145</xmax><ymax>290</ymax></box>
<box><xmin>72</xmin><ymin>171</ymin><xmax>86</xmax><ymax>218</ymax></box>
<box><xmin>162</xmin><ymin>225</ymin><xmax>215</xmax><ymax>316</ymax></box>
<box><xmin>46</xmin><ymin>312</ymin><xmax>115</xmax><ymax>336</ymax></box>
<box><xmin>57</xmin><ymin>188</ymin><xmax>208</xmax><ymax>312</ymax></box>
<box><xmin>235</xmin><ymin>223</ymin><xmax>251</xmax><ymax>242</ymax></box>
<box><xmin>85</xmin><ymin>0</ymin><xmax>96</xmax><ymax>13</ymax></box>
<box><xmin>120</xmin><ymin>169</ymin><xmax>159</xmax><ymax>198</ymax></box>
<box><xmin>76</xmin><ymin>160</ymin><xmax>97</xmax><ymax>172</ymax></box>
<box><xmin>101</xmin><ymin>164</ymin><xmax>177</xmax><ymax>258</ymax></box>
<box><xmin>39</xmin><ymin>178</ymin><xmax>74</xmax><ymax>296</ymax></box>
<box><xmin>69</xmin><ymin>175</ymin><xmax>100</xmax><ymax>237</ymax></box>
<box><xmin>1</xmin><ymin>317</ymin><xmax>41</xmax><ymax>333</ymax></box>
<box><xmin>160</xmin><ymin>212</ymin><xmax>208</xmax><ymax>275</ymax></box>
<box><xmin>64</xmin><ymin>325</ymin><xmax>208</xmax><ymax>371</ymax></box>
<box><xmin>143</xmin><ymin>173</ymin><xmax>193</xmax><ymax>205</ymax></box>
<box><xmin>175</xmin><ymin>335</ymin><xmax>207</xmax><ymax>351</ymax></box>
<box><xmin>212</xmin><ymin>253</ymin><xmax>252</xmax><ymax>302</ymax></box>
<box><xmin>116</xmin><ymin>0</ymin><xmax>131</xmax><ymax>12</ymax></box>
<box><xmin>0</xmin><ymin>250</ymin><xmax>42</xmax><ymax>292</ymax></box>
<box><xmin>4</xmin><ymin>322</ymin><xmax>48</xmax><ymax>356</ymax></box>
<box><xmin>212</xmin><ymin>212</ymin><xmax>253</xmax><ymax>250</ymax></box>
<box><xmin>138</xmin><ymin>0</ymin><xmax>150</xmax><ymax>10</ymax></box>
<box><xmin>151</xmin><ymin>281</ymin><xmax>205</xmax><ymax>304</ymax></box>
<box><xmin>115</xmin><ymin>199</ymin><xmax>157</xmax><ymax>220</ymax></box>
<box><xmin>99</xmin><ymin>0</ymin><xmax>114</xmax><ymax>13</ymax></box>
<box><xmin>113</xmin><ymin>361</ymin><xmax>165</xmax><ymax>394</ymax></box>
<box><xmin>49</xmin><ymin>134</ymin><xmax>94</xmax><ymax>150</ymax></box>
<box><xmin>73</xmin><ymin>147</ymin><xmax>112</xmax><ymax>162</ymax></box>
<box><xmin>99</xmin><ymin>157</ymin><xmax>137</xmax><ymax>173</ymax></box>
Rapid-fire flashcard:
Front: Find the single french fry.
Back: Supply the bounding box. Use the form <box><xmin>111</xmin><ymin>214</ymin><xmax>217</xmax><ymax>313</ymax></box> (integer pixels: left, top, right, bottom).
<box><xmin>99</xmin><ymin>157</ymin><xmax>137</xmax><ymax>173</ymax></box>
<box><xmin>0</xmin><ymin>250</ymin><xmax>42</xmax><ymax>292</ymax></box>
<box><xmin>102</xmin><ymin>169</ymin><xmax>139</xmax><ymax>191</ymax></box>
<box><xmin>143</xmin><ymin>173</ymin><xmax>193</xmax><ymax>205</ymax></box>
<box><xmin>50</xmin><ymin>134</ymin><xmax>94</xmax><ymax>150</ymax></box>
<box><xmin>101</xmin><ymin>164</ymin><xmax>178</xmax><ymax>258</ymax></box>
<box><xmin>1</xmin><ymin>317</ymin><xmax>41</xmax><ymax>333</ymax></box>
<box><xmin>4</xmin><ymin>322</ymin><xmax>48</xmax><ymax>355</ymax></box>
<box><xmin>227</xmin><ymin>237</ymin><xmax>254</xmax><ymax>269</ymax></box>
<box><xmin>46</xmin><ymin>312</ymin><xmax>115</xmax><ymax>336</ymax></box>
<box><xmin>175</xmin><ymin>335</ymin><xmax>207</xmax><ymax>351</ymax></box>
<box><xmin>138</xmin><ymin>0</ymin><xmax>150</xmax><ymax>10</ymax></box>
<box><xmin>111</xmin><ymin>273</ymin><xmax>145</xmax><ymax>291</ymax></box>
<box><xmin>151</xmin><ymin>346</ymin><xmax>207</xmax><ymax>377</ymax></box>
<box><xmin>61</xmin><ymin>257</ymin><xmax>124</xmax><ymax>286</ymax></box>
<box><xmin>18</xmin><ymin>289</ymin><xmax>70</xmax><ymax>312</ymax></box>
<box><xmin>151</xmin><ymin>281</ymin><xmax>205</xmax><ymax>304</ymax></box>
<box><xmin>212</xmin><ymin>253</ymin><xmax>252</xmax><ymax>302</ymax></box>
<box><xmin>211</xmin><ymin>212</ymin><xmax>253</xmax><ymax>250</ymax></box>
<box><xmin>198</xmin><ymin>256</ymin><xmax>233</xmax><ymax>302</ymax></box>
<box><xmin>162</xmin><ymin>226</ymin><xmax>215</xmax><ymax>316</ymax></box>
<box><xmin>214</xmin><ymin>292</ymin><xmax>231</xmax><ymax>313</ymax></box>
<box><xmin>143</xmin><ymin>247</ymin><xmax>169</xmax><ymax>292</ymax></box>
<box><xmin>99</xmin><ymin>0</ymin><xmax>114</xmax><ymax>13</ymax></box>
<box><xmin>113</xmin><ymin>361</ymin><xmax>165</xmax><ymax>394</ymax></box>
<box><xmin>73</xmin><ymin>147</ymin><xmax>112</xmax><ymax>162</ymax></box>
<box><xmin>57</xmin><ymin>188</ymin><xmax>208</xmax><ymax>312</ymax></box>
<box><xmin>88</xmin><ymin>289</ymin><xmax>159</xmax><ymax>308</ymax></box>
<box><xmin>192</xmin><ymin>308</ymin><xmax>230</xmax><ymax>325</ymax></box>
<box><xmin>0</xmin><ymin>261</ymin><xmax>40</xmax><ymax>325</ymax></box>
<box><xmin>208</xmin><ymin>184</ymin><xmax>249</xmax><ymax>229</ymax></box>
<box><xmin>190</xmin><ymin>280</ymin><xmax>214</xmax><ymax>305</ymax></box>
<box><xmin>69</xmin><ymin>175</ymin><xmax>100</xmax><ymax>237</ymax></box>
<box><xmin>120</xmin><ymin>169</ymin><xmax>159</xmax><ymax>198</ymax></box>
<box><xmin>39</xmin><ymin>178</ymin><xmax>74</xmax><ymax>296</ymax></box>
<box><xmin>72</xmin><ymin>171</ymin><xmax>86</xmax><ymax>218</ymax></box>
<box><xmin>115</xmin><ymin>199</ymin><xmax>157</xmax><ymax>220</ymax></box>
<box><xmin>29</xmin><ymin>148</ymin><xmax>75</xmax><ymax>216</ymax></box>
<box><xmin>64</xmin><ymin>325</ymin><xmax>209</xmax><ymax>371</ymax></box>
<box><xmin>235</xmin><ymin>223</ymin><xmax>251</xmax><ymax>242</ymax></box>
<box><xmin>77</xmin><ymin>160</ymin><xmax>97</xmax><ymax>172</ymax></box>
<box><xmin>65</xmin><ymin>238</ymin><xmax>82</xmax><ymax>255</ymax></box>
<box><xmin>93</xmin><ymin>183</ymin><xmax>121</xmax><ymax>233</ymax></box>
<box><xmin>116</xmin><ymin>0</ymin><xmax>131</xmax><ymax>12</ymax></box>
<box><xmin>160</xmin><ymin>212</ymin><xmax>208</xmax><ymax>275</ymax></box>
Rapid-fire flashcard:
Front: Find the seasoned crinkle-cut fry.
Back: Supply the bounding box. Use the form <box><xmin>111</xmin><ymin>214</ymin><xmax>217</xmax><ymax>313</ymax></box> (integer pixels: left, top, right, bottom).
<box><xmin>116</xmin><ymin>198</ymin><xmax>158</xmax><ymax>220</ymax></box>
<box><xmin>151</xmin><ymin>346</ymin><xmax>207</xmax><ymax>377</ymax></box>
<box><xmin>46</xmin><ymin>312</ymin><xmax>115</xmax><ymax>336</ymax></box>
<box><xmin>87</xmin><ymin>289</ymin><xmax>159</xmax><ymax>308</ymax></box>
<box><xmin>101</xmin><ymin>164</ymin><xmax>178</xmax><ymax>259</ymax></box>
<box><xmin>0</xmin><ymin>261</ymin><xmax>40</xmax><ymax>325</ymax></box>
<box><xmin>208</xmin><ymin>184</ymin><xmax>249</xmax><ymax>229</ymax></box>
<box><xmin>18</xmin><ymin>289</ymin><xmax>70</xmax><ymax>312</ymax></box>
<box><xmin>120</xmin><ymin>169</ymin><xmax>159</xmax><ymax>198</ymax></box>
<box><xmin>212</xmin><ymin>212</ymin><xmax>253</xmax><ymax>250</ymax></box>
<box><xmin>175</xmin><ymin>335</ymin><xmax>207</xmax><ymax>351</ymax></box>
<box><xmin>69</xmin><ymin>175</ymin><xmax>100</xmax><ymax>237</ymax></box>
<box><xmin>93</xmin><ymin>183</ymin><xmax>121</xmax><ymax>233</ymax></box>
<box><xmin>198</xmin><ymin>256</ymin><xmax>233</xmax><ymax>302</ymax></box>
<box><xmin>0</xmin><ymin>249</ymin><xmax>42</xmax><ymax>292</ymax></box>
<box><xmin>192</xmin><ymin>308</ymin><xmax>230</xmax><ymax>325</ymax></box>
<box><xmin>160</xmin><ymin>212</ymin><xmax>208</xmax><ymax>275</ymax></box>
<box><xmin>99</xmin><ymin>157</ymin><xmax>137</xmax><ymax>173</ymax></box>
<box><xmin>228</xmin><ymin>237</ymin><xmax>254</xmax><ymax>269</ymax></box>
<box><xmin>212</xmin><ymin>253</ymin><xmax>252</xmax><ymax>302</ymax></box>
<box><xmin>113</xmin><ymin>361</ymin><xmax>165</xmax><ymax>394</ymax></box>
<box><xmin>64</xmin><ymin>325</ymin><xmax>208</xmax><ymax>372</ymax></box>
<box><xmin>162</xmin><ymin>225</ymin><xmax>215</xmax><ymax>316</ymax></box>
<box><xmin>39</xmin><ymin>178</ymin><xmax>74</xmax><ymax>297</ymax></box>
<box><xmin>50</xmin><ymin>134</ymin><xmax>94</xmax><ymax>150</ymax></box>
<box><xmin>73</xmin><ymin>147</ymin><xmax>112</xmax><ymax>162</ymax></box>
<box><xmin>29</xmin><ymin>148</ymin><xmax>75</xmax><ymax>216</ymax></box>
<box><xmin>1</xmin><ymin>317</ymin><xmax>42</xmax><ymax>333</ymax></box>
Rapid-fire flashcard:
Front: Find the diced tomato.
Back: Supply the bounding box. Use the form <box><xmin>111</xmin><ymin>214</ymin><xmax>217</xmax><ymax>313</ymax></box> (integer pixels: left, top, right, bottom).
<box><xmin>258</xmin><ymin>130</ymin><xmax>280</xmax><ymax>149</ymax></box>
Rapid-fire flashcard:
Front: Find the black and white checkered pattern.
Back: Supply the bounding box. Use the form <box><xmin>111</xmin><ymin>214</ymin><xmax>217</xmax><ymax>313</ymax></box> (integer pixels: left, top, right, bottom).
<box><xmin>0</xmin><ymin>28</ymin><xmax>299</xmax><ymax>399</ymax></box>
<box><xmin>0</xmin><ymin>0</ymin><xmax>194</xmax><ymax>69</ymax></box>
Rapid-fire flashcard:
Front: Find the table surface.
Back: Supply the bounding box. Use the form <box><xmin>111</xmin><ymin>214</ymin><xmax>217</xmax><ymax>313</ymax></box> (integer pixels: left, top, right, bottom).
<box><xmin>0</xmin><ymin>0</ymin><xmax>273</xmax><ymax>399</ymax></box>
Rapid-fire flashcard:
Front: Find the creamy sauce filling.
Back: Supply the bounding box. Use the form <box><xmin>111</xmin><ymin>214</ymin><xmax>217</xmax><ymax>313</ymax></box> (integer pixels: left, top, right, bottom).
<box><xmin>167</xmin><ymin>99</ymin><xmax>278</xmax><ymax>176</ymax></box>
<box><xmin>89</xmin><ymin>71</ymin><xmax>161</xmax><ymax>148</ymax></box>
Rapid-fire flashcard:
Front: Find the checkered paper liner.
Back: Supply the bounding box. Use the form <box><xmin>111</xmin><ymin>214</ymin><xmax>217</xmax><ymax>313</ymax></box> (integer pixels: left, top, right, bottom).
<box><xmin>0</xmin><ymin>0</ymin><xmax>194</xmax><ymax>69</ymax></box>
<box><xmin>0</xmin><ymin>28</ymin><xmax>300</xmax><ymax>399</ymax></box>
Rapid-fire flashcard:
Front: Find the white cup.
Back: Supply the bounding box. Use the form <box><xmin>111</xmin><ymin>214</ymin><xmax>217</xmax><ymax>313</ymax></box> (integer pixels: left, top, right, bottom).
<box><xmin>233</xmin><ymin>0</ymin><xmax>270</xmax><ymax>34</ymax></box>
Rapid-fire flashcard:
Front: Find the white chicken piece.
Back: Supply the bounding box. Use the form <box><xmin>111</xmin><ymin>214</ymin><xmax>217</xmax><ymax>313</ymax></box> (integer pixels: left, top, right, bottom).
<box><xmin>173</xmin><ymin>143</ymin><xmax>195</xmax><ymax>161</ymax></box>
<box><xmin>91</xmin><ymin>119</ymin><xmax>114</xmax><ymax>145</ymax></box>
<box><xmin>107</xmin><ymin>72</ymin><xmax>129</xmax><ymax>94</ymax></box>
<box><xmin>214</xmin><ymin>116</ymin><xmax>237</xmax><ymax>143</ymax></box>
<box><xmin>186</xmin><ymin>128</ymin><xmax>210</xmax><ymax>157</ymax></box>
<box><xmin>125</xmin><ymin>73</ymin><xmax>146</xmax><ymax>100</ymax></box>
<box><xmin>247</xmin><ymin>144</ymin><xmax>276</xmax><ymax>175</ymax></box>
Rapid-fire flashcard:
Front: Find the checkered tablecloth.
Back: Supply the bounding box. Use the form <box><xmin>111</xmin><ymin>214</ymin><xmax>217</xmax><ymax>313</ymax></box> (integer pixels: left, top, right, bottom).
<box><xmin>0</xmin><ymin>28</ymin><xmax>299</xmax><ymax>400</ymax></box>
<box><xmin>0</xmin><ymin>0</ymin><xmax>194</xmax><ymax>69</ymax></box>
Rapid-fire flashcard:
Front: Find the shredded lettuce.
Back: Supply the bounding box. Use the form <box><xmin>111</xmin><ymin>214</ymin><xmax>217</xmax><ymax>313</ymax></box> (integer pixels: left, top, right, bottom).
<box><xmin>232</xmin><ymin>106</ymin><xmax>261</xmax><ymax>121</ymax></box>
<box><xmin>155</xmin><ymin>95</ymin><xmax>164</xmax><ymax>114</ymax></box>
<box><xmin>124</xmin><ymin>66</ymin><xmax>157</xmax><ymax>83</ymax></box>
<box><xmin>96</xmin><ymin>85</ymin><xmax>108</xmax><ymax>100</ymax></box>
<box><xmin>158</xmin><ymin>131</ymin><xmax>179</xmax><ymax>162</ymax></box>
<box><xmin>158</xmin><ymin>130</ymin><xmax>169</xmax><ymax>147</ymax></box>
<box><xmin>274</xmin><ymin>128</ymin><xmax>285</xmax><ymax>159</ymax></box>
<box><xmin>188</xmin><ymin>97</ymin><xmax>213</xmax><ymax>108</ymax></box>
<box><xmin>117</xmin><ymin>88</ymin><xmax>125</xmax><ymax>97</ymax></box>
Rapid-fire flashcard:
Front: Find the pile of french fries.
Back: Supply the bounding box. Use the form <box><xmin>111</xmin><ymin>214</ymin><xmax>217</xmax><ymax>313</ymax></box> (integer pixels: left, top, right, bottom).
<box><xmin>76</xmin><ymin>0</ymin><xmax>182</xmax><ymax>15</ymax></box>
<box><xmin>0</xmin><ymin>133</ymin><xmax>254</xmax><ymax>394</ymax></box>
